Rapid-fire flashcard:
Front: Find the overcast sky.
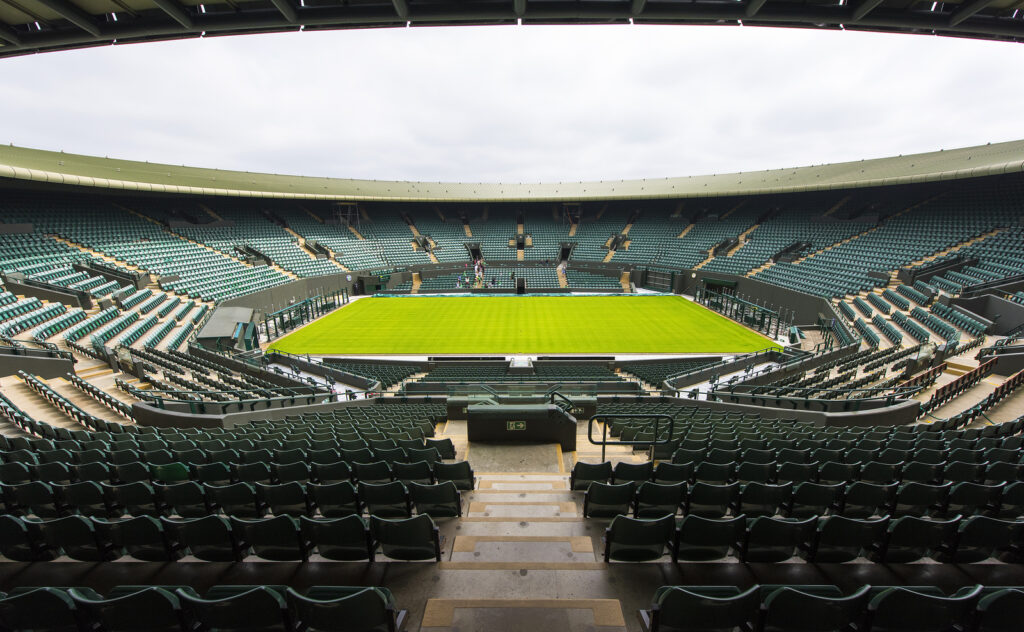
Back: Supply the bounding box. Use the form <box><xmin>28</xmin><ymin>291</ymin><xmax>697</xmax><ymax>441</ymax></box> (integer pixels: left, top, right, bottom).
<box><xmin>2</xmin><ymin>24</ymin><xmax>1023</xmax><ymax>183</ymax></box>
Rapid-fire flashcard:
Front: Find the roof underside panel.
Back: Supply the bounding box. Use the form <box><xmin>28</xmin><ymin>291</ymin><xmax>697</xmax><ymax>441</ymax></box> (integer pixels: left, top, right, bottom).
<box><xmin>0</xmin><ymin>0</ymin><xmax>1023</xmax><ymax>56</ymax></box>
<box><xmin>1</xmin><ymin>140</ymin><xmax>1023</xmax><ymax>202</ymax></box>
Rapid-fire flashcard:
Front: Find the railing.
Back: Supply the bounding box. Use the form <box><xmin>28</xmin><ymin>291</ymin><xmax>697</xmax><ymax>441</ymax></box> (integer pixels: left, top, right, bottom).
<box><xmin>899</xmin><ymin>363</ymin><xmax>946</xmax><ymax>390</ymax></box>
<box><xmin>920</xmin><ymin>358</ymin><xmax>996</xmax><ymax>416</ymax></box>
<box><xmin>588</xmin><ymin>413</ymin><xmax>675</xmax><ymax>462</ymax></box>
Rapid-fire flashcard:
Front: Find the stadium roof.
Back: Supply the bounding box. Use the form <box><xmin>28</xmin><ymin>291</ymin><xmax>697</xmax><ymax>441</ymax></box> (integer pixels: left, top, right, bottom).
<box><xmin>0</xmin><ymin>0</ymin><xmax>1023</xmax><ymax>58</ymax></box>
<box><xmin>1</xmin><ymin>139</ymin><xmax>1023</xmax><ymax>202</ymax></box>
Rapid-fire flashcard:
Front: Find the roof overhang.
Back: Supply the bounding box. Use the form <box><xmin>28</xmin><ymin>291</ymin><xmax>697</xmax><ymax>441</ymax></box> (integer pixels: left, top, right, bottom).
<box><xmin>1</xmin><ymin>1</ymin><xmax>1024</xmax><ymax>59</ymax></box>
<box><xmin>1</xmin><ymin>140</ymin><xmax>1024</xmax><ymax>202</ymax></box>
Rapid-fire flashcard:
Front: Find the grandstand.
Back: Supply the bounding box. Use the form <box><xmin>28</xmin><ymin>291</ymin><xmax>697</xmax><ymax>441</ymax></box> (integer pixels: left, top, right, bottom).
<box><xmin>1</xmin><ymin>137</ymin><xmax>1024</xmax><ymax>630</ymax></box>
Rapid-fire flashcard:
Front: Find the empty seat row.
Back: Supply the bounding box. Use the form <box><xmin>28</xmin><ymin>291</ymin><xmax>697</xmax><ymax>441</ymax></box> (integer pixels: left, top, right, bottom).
<box><xmin>603</xmin><ymin>512</ymin><xmax>1023</xmax><ymax>564</ymax></box>
<box><xmin>1</xmin><ymin>478</ymin><xmax>464</xmax><ymax>521</ymax></box>
<box><xmin>0</xmin><ymin>583</ymin><xmax>404</xmax><ymax>632</ymax></box>
<box><xmin>0</xmin><ymin>512</ymin><xmax>441</xmax><ymax>563</ymax></box>
<box><xmin>584</xmin><ymin>479</ymin><xmax>1024</xmax><ymax>521</ymax></box>
<box><xmin>639</xmin><ymin>583</ymin><xmax>1020</xmax><ymax>632</ymax></box>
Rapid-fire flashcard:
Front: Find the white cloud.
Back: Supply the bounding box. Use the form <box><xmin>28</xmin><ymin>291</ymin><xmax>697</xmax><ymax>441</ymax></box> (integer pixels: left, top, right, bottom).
<box><xmin>1</xmin><ymin>24</ymin><xmax>1022</xmax><ymax>183</ymax></box>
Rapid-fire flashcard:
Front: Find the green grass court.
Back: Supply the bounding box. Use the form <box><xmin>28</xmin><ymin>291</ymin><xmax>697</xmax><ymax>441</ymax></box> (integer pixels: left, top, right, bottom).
<box><xmin>268</xmin><ymin>295</ymin><xmax>779</xmax><ymax>355</ymax></box>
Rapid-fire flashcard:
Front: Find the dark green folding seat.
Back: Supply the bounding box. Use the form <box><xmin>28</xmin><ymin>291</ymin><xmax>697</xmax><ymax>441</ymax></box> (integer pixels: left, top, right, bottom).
<box><xmin>38</xmin><ymin>515</ymin><xmax>120</xmax><ymax>561</ymax></box>
<box><xmin>740</xmin><ymin>515</ymin><xmax>816</xmax><ymax>562</ymax></box>
<box><xmin>353</xmin><ymin>461</ymin><xmax>394</xmax><ymax>485</ymax></box>
<box><xmin>570</xmin><ymin>461</ymin><xmax>612</xmax><ymax>491</ymax></box>
<box><xmin>373</xmin><ymin>447</ymin><xmax>408</xmax><ymax>464</ymax></box>
<box><xmin>274</xmin><ymin>461</ymin><xmax>310</xmax><ymax>484</ymax></box>
<box><xmin>985</xmin><ymin>461</ymin><xmax>1024</xmax><ymax>485</ymax></box>
<box><xmin>694</xmin><ymin>462</ymin><xmax>734</xmax><ymax>484</ymax></box>
<box><xmin>706</xmin><ymin>448</ymin><xmax>740</xmax><ymax>464</ymax></box>
<box><xmin>150</xmin><ymin>462</ymin><xmax>190</xmax><ymax>484</ymax></box>
<box><xmin>0</xmin><ymin>587</ymin><xmax>81</xmax><ymax>632</ymax></box>
<box><xmin>583</xmin><ymin>481</ymin><xmax>635</xmax><ymax>518</ymax></box>
<box><xmin>642</xmin><ymin>585</ymin><xmax>760</xmax><ymax>632</ymax></box>
<box><xmin>741</xmin><ymin>448</ymin><xmax>775</xmax><ymax>464</ymax></box>
<box><xmin>59</xmin><ymin>480</ymin><xmax>110</xmax><ymax>518</ymax></box>
<box><xmin>193</xmin><ymin>462</ymin><xmax>233</xmax><ymax>486</ymax></box>
<box><xmin>232</xmin><ymin>515</ymin><xmax>310</xmax><ymax>561</ymax></box>
<box><xmin>603</xmin><ymin>514</ymin><xmax>676</xmax><ymax>562</ymax></box>
<box><xmin>788</xmin><ymin>482</ymin><xmax>842</xmax><ymax>520</ymax></box>
<box><xmin>393</xmin><ymin>461</ymin><xmax>434</xmax><ymax>486</ymax></box>
<box><xmin>776</xmin><ymin>448</ymin><xmax>810</xmax><ymax>464</ymax></box>
<box><xmin>206</xmin><ymin>449</ymin><xmax>240</xmax><ymax>464</ymax></box>
<box><xmin>114</xmin><ymin>460</ymin><xmax>149</xmax><ymax>485</ymax></box>
<box><xmin>340</xmin><ymin>448</ymin><xmax>374</xmax><ymax>463</ymax></box>
<box><xmin>675</xmin><ymin>514</ymin><xmax>744</xmax><ymax>561</ymax></box>
<box><xmin>866</xmin><ymin>585</ymin><xmax>982</xmax><ymax>632</ymax></box>
<box><xmin>986</xmin><ymin>447</ymin><xmax>1019</xmax><ymax>463</ymax></box>
<box><xmin>70</xmin><ymin>586</ymin><xmax>188</xmax><ymax>632</ymax></box>
<box><xmin>405</xmin><ymin>447</ymin><xmax>442</xmax><ymax>466</ymax></box>
<box><xmin>819</xmin><ymin>461</ymin><xmax>859</xmax><ymax>485</ymax></box>
<box><xmin>841</xmin><ymin>482</ymin><xmax>895</xmax><ymax>519</ymax></box>
<box><xmin>409</xmin><ymin>481</ymin><xmax>462</xmax><ymax>518</ymax></box>
<box><xmin>892</xmin><ymin>482</ymin><xmax>950</xmax><ymax>517</ymax></box>
<box><xmin>900</xmin><ymin>461</ymin><xmax>943</xmax><ymax>484</ymax></box>
<box><xmin>996</xmin><ymin>480</ymin><xmax>1024</xmax><ymax>519</ymax></box>
<box><xmin>860</xmin><ymin>461</ymin><xmax>900</xmax><ymax>484</ymax></box>
<box><xmin>634</xmin><ymin>482</ymin><xmax>685</xmax><ymax>519</ymax></box>
<box><xmin>285</xmin><ymin>586</ymin><xmax>404</xmax><ymax>632</ymax></box>
<box><xmin>736</xmin><ymin>461</ymin><xmax>776</xmax><ymax>484</ymax></box>
<box><xmin>177</xmin><ymin>585</ymin><xmax>290</xmax><ymax>632</ymax></box>
<box><xmin>776</xmin><ymin>461</ymin><xmax>818</xmax><ymax>484</ymax></box>
<box><xmin>312</xmin><ymin>461</ymin><xmax>352</xmax><ymax>484</ymax></box>
<box><xmin>72</xmin><ymin>461</ymin><xmax>111</xmax><ymax>484</ymax></box>
<box><xmin>813</xmin><ymin>448</ymin><xmax>847</xmax><ymax>463</ymax></box>
<box><xmin>274</xmin><ymin>448</ymin><xmax>306</xmax><ymax>465</ymax></box>
<box><xmin>257</xmin><ymin>481</ymin><xmax>312</xmax><ymax>517</ymax></box>
<box><xmin>234</xmin><ymin>461</ymin><xmax>273</xmax><ymax>485</ymax></box>
<box><xmin>143</xmin><ymin>449</ymin><xmax>175</xmax><ymax>465</ymax></box>
<box><xmin>433</xmin><ymin>461</ymin><xmax>474</xmax><ymax>491</ymax></box>
<box><xmin>371</xmin><ymin>513</ymin><xmax>441</xmax><ymax>561</ymax></box>
<box><xmin>736</xmin><ymin>482</ymin><xmax>791</xmax><ymax>518</ymax></box>
<box><xmin>158</xmin><ymin>481</ymin><xmax>209</xmax><ymax>518</ymax></box>
<box><xmin>12</xmin><ymin>480</ymin><xmax>65</xmax><ymax>518</ymax></box>
<box><xmin>359</xmin><ymin>481</ymin><xmax>410</xmax><ymax>518</ymax></box>
<box><xmin>876</xmin><ymin>514</ymin><xmax>958</xmax><ymax>563</ymax></box>
<box><xmin>803</xmin><ymin>515</ymin><xmax>887</xmax><ymax>563</ymax></box>
<box><xmin>302</xmin><ymin>515</ymin><xmax>374</xmax><ymax>561</ymax></box>
<box><xmin>208</xmin><ymin>482</ymin><xmax>265</xmax><ymax>518</ymax></box>
<box><xmin>974</xmin><ymin>588</ymin><xmax>1024</xmax><ymax>632</ymax></box>
<box><xmin>308</xmin><ymin>448</ymin><xmax>341</xmax><ymax>465</ymax></box>
<box><xmin>946</xmin><ymin>481</ymin><xmax>1002</xmax><ymax>517</ymax></box>
<box><xmin>613</xmin><ymin>461</ymin><xmax>654</xmax><ymax>484</ymax></box>
<box><xmin>762</xmin><ymin>585</ymin><xmax>870</xmax><ymax>632</ymax></box>
<box><xmin>653</xmin><ymin>462</ymin><xmax>692</xmax><ymax>484</ymax></box>
<box><xmin>945</xmin><ymin>515</ymin><xmax>1024</xmax><ymax>563</ymax></box>
<box><xmin>31</xmin><ymin>461</ymin><xmax>72</xmax><ymax>485</ymax></box>
<box><xmin>846</xmin><ymin>448</ymin><xmax>877</xmax><ymax>464</ymax></box>
<box><xmin>164</xmin><ymin>514</ymin><xmax>246</xmax><ymax>561</ymax></box>
<box><xmin>2</xmin><ymin>448</ymin><xmax>38</xmax><ymax>464</ymax></box>
<box><xmin>672</xmin><ymin>448</ymin><xmax>706</xmax><ymax>465</ymax></box>
<box><xmin>0</xmin><ymin>513</ymin><xmax>56</xmax><ymax>561</ymax></box>
<box><xmin>686</xmin><ymin>482</ymin><xmax>739</xmax><ymax>518</ymax></box>
<box><xmin>240</xmin><ymin>449</ymin><xmax>274</xmax><ymax>464</ymax></box>
<box><xmin>109</xmin><ymin>448</ymin><xmax>141</xmax><ymax>465</ymax></box>
<box><xmin>0</xmin><ymin>462</ymin><xmax>31</xmax><ymax>485</ymax></box>
<box><xmin>104</xmin><ymin>481</ymin><xmax>162</xmax><ymax>517</ymax></box>
<box><xmin>943</xmin><ymin>460</ymin><xmax>986</xmax><ymax>484</ymax></box>
<box><xmin>425</xmin><ymin>437</ymin><xmax>456</xmax><ymax>459</ymax></box>
<box><xmin>96</xmin><ymin>514</ymin><xmax>181</xmax><ymax>561</ymax></box>
<box><xmin>36</xmin><ymin>449</ymin><xmax>73</xmax><ymax>464</ymax></box>
<box><xmin>77</xmin><ymin>449</ymin><xmax>109</xmax><ymax>465</ymax></box>
<box><xmin>172</xmin><ymin>449</ymin><xmax>206</xmax><ymax>466</ymax></box>
<box><xmin>309</xmin><ymin>481</ymin><xmax>361</xmax><ymax>517</ymax></box>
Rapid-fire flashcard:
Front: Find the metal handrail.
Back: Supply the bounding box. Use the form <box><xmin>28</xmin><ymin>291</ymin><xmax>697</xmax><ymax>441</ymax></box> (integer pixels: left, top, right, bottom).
<box><xmin>588</xmin><ymin>413</ymin><xmax>675</xmax><ymax>462</ymax></box>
